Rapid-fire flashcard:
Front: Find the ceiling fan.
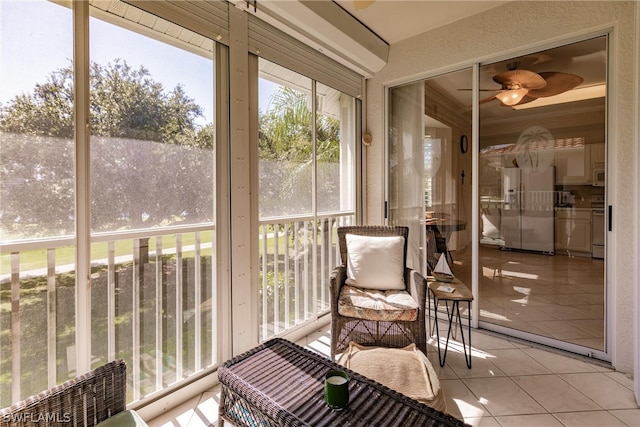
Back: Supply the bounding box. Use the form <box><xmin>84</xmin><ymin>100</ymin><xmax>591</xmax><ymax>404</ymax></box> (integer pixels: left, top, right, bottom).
<box><xmin>479</xmin><ymin>62</ymin><xmax>584</xmax><ymax>107</ymax></box>
<box><xmin>353</xmin><ymin>0</ymin><xmax>375</xmax><ymax>10</ymax></box>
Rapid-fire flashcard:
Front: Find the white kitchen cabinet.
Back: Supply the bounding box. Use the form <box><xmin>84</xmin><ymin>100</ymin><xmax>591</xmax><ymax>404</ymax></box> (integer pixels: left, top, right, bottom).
<box><xmin>555</xmin><ymin>209</ymin><xmax>592</xmax><ymax>253</ymax></box>
<box><xmin>590</xmin><ymin>143</ymin><xmax>606</xmax><ymax>165</ymax></box>
<box><xmin>554</xmin><ymin>146</ymin><xmax>591</xmax><ymax>185</ymax></box>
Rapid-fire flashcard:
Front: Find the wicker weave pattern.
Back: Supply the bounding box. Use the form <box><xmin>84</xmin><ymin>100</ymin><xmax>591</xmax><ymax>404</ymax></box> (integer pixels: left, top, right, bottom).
<box><xmin>0</xmin><ymin>360</ymin><xmax>127</xmax><ymax>427</ymax></box>
<box><xmin>331</xmin><ymin>226</ymin><xmax>427</xmax><ymax>359</ymax></box>
<box><xmin>218</xmin><ymin>338</ymin><xmax>467</xmax><ymax>427</ymax></box>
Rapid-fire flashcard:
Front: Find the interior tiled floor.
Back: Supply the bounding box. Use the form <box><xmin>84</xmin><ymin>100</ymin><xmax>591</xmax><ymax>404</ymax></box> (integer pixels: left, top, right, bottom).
<box><xmin>148</xmin><ymin>324</ymin><xmax>639</xmax><ymax>427</ymax></box>
<box><xmin>455</xmin><ymin>245</ymin><xmax>606</xmax><ymax>351</ymax></box>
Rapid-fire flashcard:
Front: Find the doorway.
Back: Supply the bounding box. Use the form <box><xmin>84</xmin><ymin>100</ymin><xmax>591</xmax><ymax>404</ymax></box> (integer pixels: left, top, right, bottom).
<box><xmin>388</xmin><ymin>35</ymin><xmax>608</xmax><ymax>359</ymax></box>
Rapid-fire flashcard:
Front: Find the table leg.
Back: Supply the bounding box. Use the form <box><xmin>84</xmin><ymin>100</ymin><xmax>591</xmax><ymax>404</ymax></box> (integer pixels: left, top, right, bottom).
<box><xmin>434</xmin><ymin>297</ymin><xmax>456</xmax><ymax>368</ymax></box>
<box><xmin>218</xmin><ymin>385</ymin><xmax>227</xmax><ymax>426</ymax></box>
<box><xmin>440</xmin><ymin>301</ymin><xmax>457</xmax><ymax>367</ymax></box>
<box><xmin>468</xmin><ymin>301</ymin><xmax>472</xmax><ymax>368</ymax></box>
<box><xmin>454</xmin><ymin>301</ymin><xmax>472</xmax><ymax>369</ymax></box>
<box><xmin>432</xmin><ymin>293</ymin><xmax>444</xmax><ymax>366</ymax></box>
<box><xmin>428</xmin><ymin>291</ymin><xmax>432</xmax><ymax>337</ymax></box>
<box><xmin>434</xmin><ymin>298</ymin><xmax>472</xmax><ymax>369</ymax></box>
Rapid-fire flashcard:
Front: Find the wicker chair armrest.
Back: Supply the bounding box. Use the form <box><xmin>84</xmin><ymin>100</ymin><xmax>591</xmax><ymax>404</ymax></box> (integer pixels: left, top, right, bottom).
<box><xmin>330</xmin><ymin>265</ymin><xmax>347</xmax><ymax>305</ymax></box>
<box><xmin>406</xmin><ymin>268</ymin><xmax>427</xmax><ymax>311</ymax></box>
<box><xmin>0</xmin><ymin>360</ymin><xmax>127</xmax><ymax>427</ymax></box>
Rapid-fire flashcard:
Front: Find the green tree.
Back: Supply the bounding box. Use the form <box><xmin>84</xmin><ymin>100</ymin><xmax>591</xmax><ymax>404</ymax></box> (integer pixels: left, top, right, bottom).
<box><xmin>0</xmin><ymin>66</ymin><xmax>74</xmax><ymax>138</ymax></box>
<box><xmin>0</xmin><ymin>59</ymin><xmax>214</xmax><ymax>237</ymax></box>
<box><xmin>259</xmin><ymin>87</ymin><xmax>313</xmax><ymax>161</ymax></box>
<box><xmin>258</xmin><ymin>86</ymin><xmax>342</xmax><ymax>217</ymax></box>
<box><xmin>0</xmin><ymin>59</ymin><xmax>212</xmax><ymax>147</ymax></box>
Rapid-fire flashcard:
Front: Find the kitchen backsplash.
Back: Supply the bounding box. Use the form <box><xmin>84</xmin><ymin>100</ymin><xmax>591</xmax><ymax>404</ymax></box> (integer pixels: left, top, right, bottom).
<box><xmin>555</xmin><ymin>185</ymin><xmax>605</xmax><ymax>208</ymax></box>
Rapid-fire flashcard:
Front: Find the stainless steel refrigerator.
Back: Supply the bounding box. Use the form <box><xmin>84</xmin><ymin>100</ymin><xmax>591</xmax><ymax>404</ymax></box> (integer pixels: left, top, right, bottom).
<box><xmin>501</xmin><ymin>166</ymin><xmax>555</xmax><ymax>254</ymax></box>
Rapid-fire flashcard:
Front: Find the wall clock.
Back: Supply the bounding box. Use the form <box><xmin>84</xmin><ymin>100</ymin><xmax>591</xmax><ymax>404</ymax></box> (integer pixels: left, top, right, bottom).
<box><xmin>460</xmin><ymin>134</ymin><xmax>469</xmax><ymax>153</ymax></box>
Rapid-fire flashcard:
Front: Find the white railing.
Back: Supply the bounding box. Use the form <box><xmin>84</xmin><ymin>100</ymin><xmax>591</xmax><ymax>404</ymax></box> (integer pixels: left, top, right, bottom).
<box><xmin>0</xmin><ymin>213</ymin><xmax>354</xmax><ymax>407</ymax></box>
<box><xmin>257</xmin><ymin>212</ymin><xmax>354</xmax><ymax>341</ymax></box>
<box><xmin>0</xmin><ymin>223</ymin><xmax>216</xmax><ymax>406</ymax></box>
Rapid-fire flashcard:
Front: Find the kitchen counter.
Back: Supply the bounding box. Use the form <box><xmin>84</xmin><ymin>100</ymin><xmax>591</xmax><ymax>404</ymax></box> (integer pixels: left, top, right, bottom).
<box><xmin>555</xmin><ymin>207</ymin><xmax>592</xmax><ymax>253</ymax></box>
<box><xmin>555</xmin><ymin>206</ymin><xmax>592</xmax><ymax>211</ymax></box>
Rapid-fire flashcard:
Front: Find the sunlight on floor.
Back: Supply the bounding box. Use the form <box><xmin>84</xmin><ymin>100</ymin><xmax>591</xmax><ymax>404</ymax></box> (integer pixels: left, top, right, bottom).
<box><xmin>479</xmin><ymin>309</ymin><xmax>511</xmax><ymax>322</ymax></box>
<box><xmin>147</xmin><ymin>326</ymin><xmax>639</xmax><ymax>427</ymax></box>
<box><xmin>499</xmin><ymin>270</ymin><xmax>539</xmax><ymax>280</ymax></box>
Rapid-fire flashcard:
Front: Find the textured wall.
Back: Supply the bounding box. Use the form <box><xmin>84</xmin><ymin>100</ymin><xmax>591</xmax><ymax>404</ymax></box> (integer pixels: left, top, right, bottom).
<box><xmin>365</xmin><ymin>1</ymin><xmax>637</xmax><ymax>373</ymax></box>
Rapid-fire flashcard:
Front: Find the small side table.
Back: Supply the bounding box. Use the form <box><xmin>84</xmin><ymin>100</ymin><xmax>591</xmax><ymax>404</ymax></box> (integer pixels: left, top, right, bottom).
<box><xmin>428</xmin><ymin>278</ymin><xmax>473</xmax><ymax>368</ymax></box>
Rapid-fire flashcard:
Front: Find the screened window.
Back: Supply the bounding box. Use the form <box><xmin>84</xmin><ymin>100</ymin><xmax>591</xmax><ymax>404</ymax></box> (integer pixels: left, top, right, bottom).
<box><xmin>88</xmin><ymin>4</ymin><xmax>217</xmax><ymax>400</ymax></box>
<box><xmin>0</xmin><ymin>0</ymin><xmax>76</xmax><ymax>405</ymax></box>
<box><xmin>257</xmin><ymin>59</ymin><xmax>356</xmax><ymax>340</ymax></box>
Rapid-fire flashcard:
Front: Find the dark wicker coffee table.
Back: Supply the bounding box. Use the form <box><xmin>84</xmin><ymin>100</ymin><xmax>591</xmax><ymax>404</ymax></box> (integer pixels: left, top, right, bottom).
<box><xmin>218</xmin><ymin>338</ymin><xmax>468</xmax><ymax>427</ymax></box>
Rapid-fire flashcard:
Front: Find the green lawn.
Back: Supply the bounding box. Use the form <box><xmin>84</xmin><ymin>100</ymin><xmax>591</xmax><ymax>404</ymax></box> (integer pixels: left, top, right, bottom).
<box><xmin>1</xmin><ymin>223</ymin><xmax>338</xmax><ymax>275</ymax></box>
<box><xmin>1</xmin><ymin>232</ymin><xmax>214</xmax><ymax>274</ymax></box>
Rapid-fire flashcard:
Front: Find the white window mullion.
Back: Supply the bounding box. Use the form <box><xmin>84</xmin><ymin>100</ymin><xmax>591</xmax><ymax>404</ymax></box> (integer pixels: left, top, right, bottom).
<box><xmin>311</xmin><ymin>82</ymin><xmax>318</xmax><ymax>319</ymax></box>
<box><xmin>73</xmin><ymin>0</ymin><xmax>92</xmax><ymax>376</ymax></box>
<box><xmin>471</xmin><ymin>63</ymin><xmax>480</xmax><ymax>330</ymax></box>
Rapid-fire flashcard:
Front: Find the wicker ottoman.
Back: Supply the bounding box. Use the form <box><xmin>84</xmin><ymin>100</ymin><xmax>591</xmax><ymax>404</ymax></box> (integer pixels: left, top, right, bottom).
<box><xmin>218</xmin><ymin>338</ymin><xmax>466</xmax><ymax>427</ymax></box>
<box><xmin>338</xmin><ymin>342</ymin><xmax>447</xmax><ymax>413</ymax></box>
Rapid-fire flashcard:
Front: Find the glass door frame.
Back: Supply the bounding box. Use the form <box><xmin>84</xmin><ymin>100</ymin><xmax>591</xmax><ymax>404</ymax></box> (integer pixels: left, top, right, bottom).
<box><xmin>385</xmin><ymin>35</ymin><xmax>611</xmax><ymax>363</ymax></box>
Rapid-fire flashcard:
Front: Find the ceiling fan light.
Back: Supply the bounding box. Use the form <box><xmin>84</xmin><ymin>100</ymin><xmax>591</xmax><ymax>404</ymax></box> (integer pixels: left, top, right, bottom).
<box><xmin>496</xmin><ymin>88</ymin><xmax>529</xmax><ymax>106</ymax></box>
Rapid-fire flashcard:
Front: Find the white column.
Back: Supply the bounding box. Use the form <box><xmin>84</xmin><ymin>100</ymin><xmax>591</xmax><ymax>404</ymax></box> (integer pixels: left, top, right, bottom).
<box><xmin>229</xmin><ymin>7</ymin><xmax>258</xmax><ymax>355</ymax></box>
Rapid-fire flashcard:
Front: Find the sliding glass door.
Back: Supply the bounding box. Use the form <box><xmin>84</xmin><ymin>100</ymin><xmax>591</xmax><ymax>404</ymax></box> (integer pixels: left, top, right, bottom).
<box><xmin>388</xmin><ymin>68</ymin><xmax>473</xmax><ymax>289</ymax></box>
<box><xmin>388</xmin><ymin>36</ymin><xmax>608</xmax><ymax>359</ymax></box>
<box><xmin>478</xmin><ymin>37</ymin><xmax>607</xmax><ymax>356</ymax></box>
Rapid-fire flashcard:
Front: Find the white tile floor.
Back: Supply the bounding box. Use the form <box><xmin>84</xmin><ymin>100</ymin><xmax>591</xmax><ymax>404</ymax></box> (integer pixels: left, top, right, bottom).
<box><xmin>148</xmin><ymin>325</ymin><xmax>639</xmax><ymax>427</ymax></box>
<box><xmin>462</xmin><ymin>246</ymin><xmax>607</xmax><ymax>351</ymax></box>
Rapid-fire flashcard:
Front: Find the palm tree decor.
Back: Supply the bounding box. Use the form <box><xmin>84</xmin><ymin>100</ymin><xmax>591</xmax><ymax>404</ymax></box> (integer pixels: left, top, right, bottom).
<box><xmin>514</xmin><ymin>125</ymin><xmax>554</xmax><ymax>172</ymax></box>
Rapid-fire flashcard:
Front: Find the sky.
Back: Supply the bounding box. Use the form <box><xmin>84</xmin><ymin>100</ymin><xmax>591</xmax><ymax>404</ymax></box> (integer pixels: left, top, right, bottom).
<box><xmin>1</xmin><ymin>0</ymin><xmax>279</xmax><ymax>126</ymax></box>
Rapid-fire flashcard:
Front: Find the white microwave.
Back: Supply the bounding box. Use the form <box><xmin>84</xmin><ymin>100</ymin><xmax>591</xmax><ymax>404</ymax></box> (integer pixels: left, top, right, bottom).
<box><xmin>592</xmin><ymin>163</ymin><xmax>605</xmax><ymax>187</ymax></box>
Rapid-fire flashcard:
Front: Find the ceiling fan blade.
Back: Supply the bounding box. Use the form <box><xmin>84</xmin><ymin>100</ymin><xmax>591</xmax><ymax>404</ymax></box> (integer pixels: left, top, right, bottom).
<box><xmin>493</xmin><ymin>69</ymin><xmax>547</xmax><ymax>90</ymax></box>
<box><xmin>353</xmin><ymin>0</ymin><xmax>375</xmax><ymax>10</ymax></box>
<box><xmin>457</xmin><ymin>88</ymin><xmax>500</xmax><ymax>91</ymax></box>
<box><xmin>519</xmin><ymin>53</ymin><xmax>553</xmax><ymax>67</ymax></box>
<box><xmin>526</xmin><ymin>72</ymin><xmax>584</xmax><ymax>98</ymax></box>
<box><xmin>461</xmin><ymin>93</ymin><xmax>501</xmax><ymax>110</ymax></box>
<box><xmin>479</xmin><ymin>94</ymin><xmax>497</xmax><ymax>105</ymax></box>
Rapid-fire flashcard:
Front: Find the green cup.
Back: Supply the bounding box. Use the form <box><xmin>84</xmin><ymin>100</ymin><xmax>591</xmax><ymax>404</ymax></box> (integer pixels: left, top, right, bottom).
<box><xmin>324</xmin><ymin>369</ymin><xmax>349</xmax><ymax>410</ymax></box>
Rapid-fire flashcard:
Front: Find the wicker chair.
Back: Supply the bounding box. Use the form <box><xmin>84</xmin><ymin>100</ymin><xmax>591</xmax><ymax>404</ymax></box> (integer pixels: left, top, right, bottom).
<box><xmin>0</xmin><ymin>359</ymin><xmax>146</xmax><ymax>427</ymax></box>
<box><xmin>330</xmin><ymin>226</ymin><xmax>428</xmax><ymax>360</ymax></box>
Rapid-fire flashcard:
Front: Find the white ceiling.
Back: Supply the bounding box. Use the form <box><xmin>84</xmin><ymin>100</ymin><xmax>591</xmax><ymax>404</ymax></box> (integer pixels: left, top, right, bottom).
<box><xmin>333</xmin><ymin>0</ymin><xmax>510</xmax><ymax>44</ymax></box>
<box><xmin>322</xmin><ymin>2</ymin><xmax>607</xmax><ymax>124</ymax></box>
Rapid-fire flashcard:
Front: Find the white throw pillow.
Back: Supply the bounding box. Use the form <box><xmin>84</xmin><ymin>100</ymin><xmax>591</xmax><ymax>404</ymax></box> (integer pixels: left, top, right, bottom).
<box><xmin>345</xmin><ymin>234</ymin><xmax>405</xmax><ymax>290</ymax></box>
<box><xmin>481</xmin><ymin>212</ymin><xmax>501</xmax><ymax>239</ymax></box>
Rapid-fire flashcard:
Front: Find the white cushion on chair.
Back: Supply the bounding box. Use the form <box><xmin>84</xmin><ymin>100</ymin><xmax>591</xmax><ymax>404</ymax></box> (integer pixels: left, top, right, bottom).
<box><xmin>345</xmin><ymin>234</ymin><xmax>405</xmax><ymax>290</ymax></box>
<box><xmin>338</xmin><ymin>285</ymin><xmax>418</xmax><ymax>321</ymax></box>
